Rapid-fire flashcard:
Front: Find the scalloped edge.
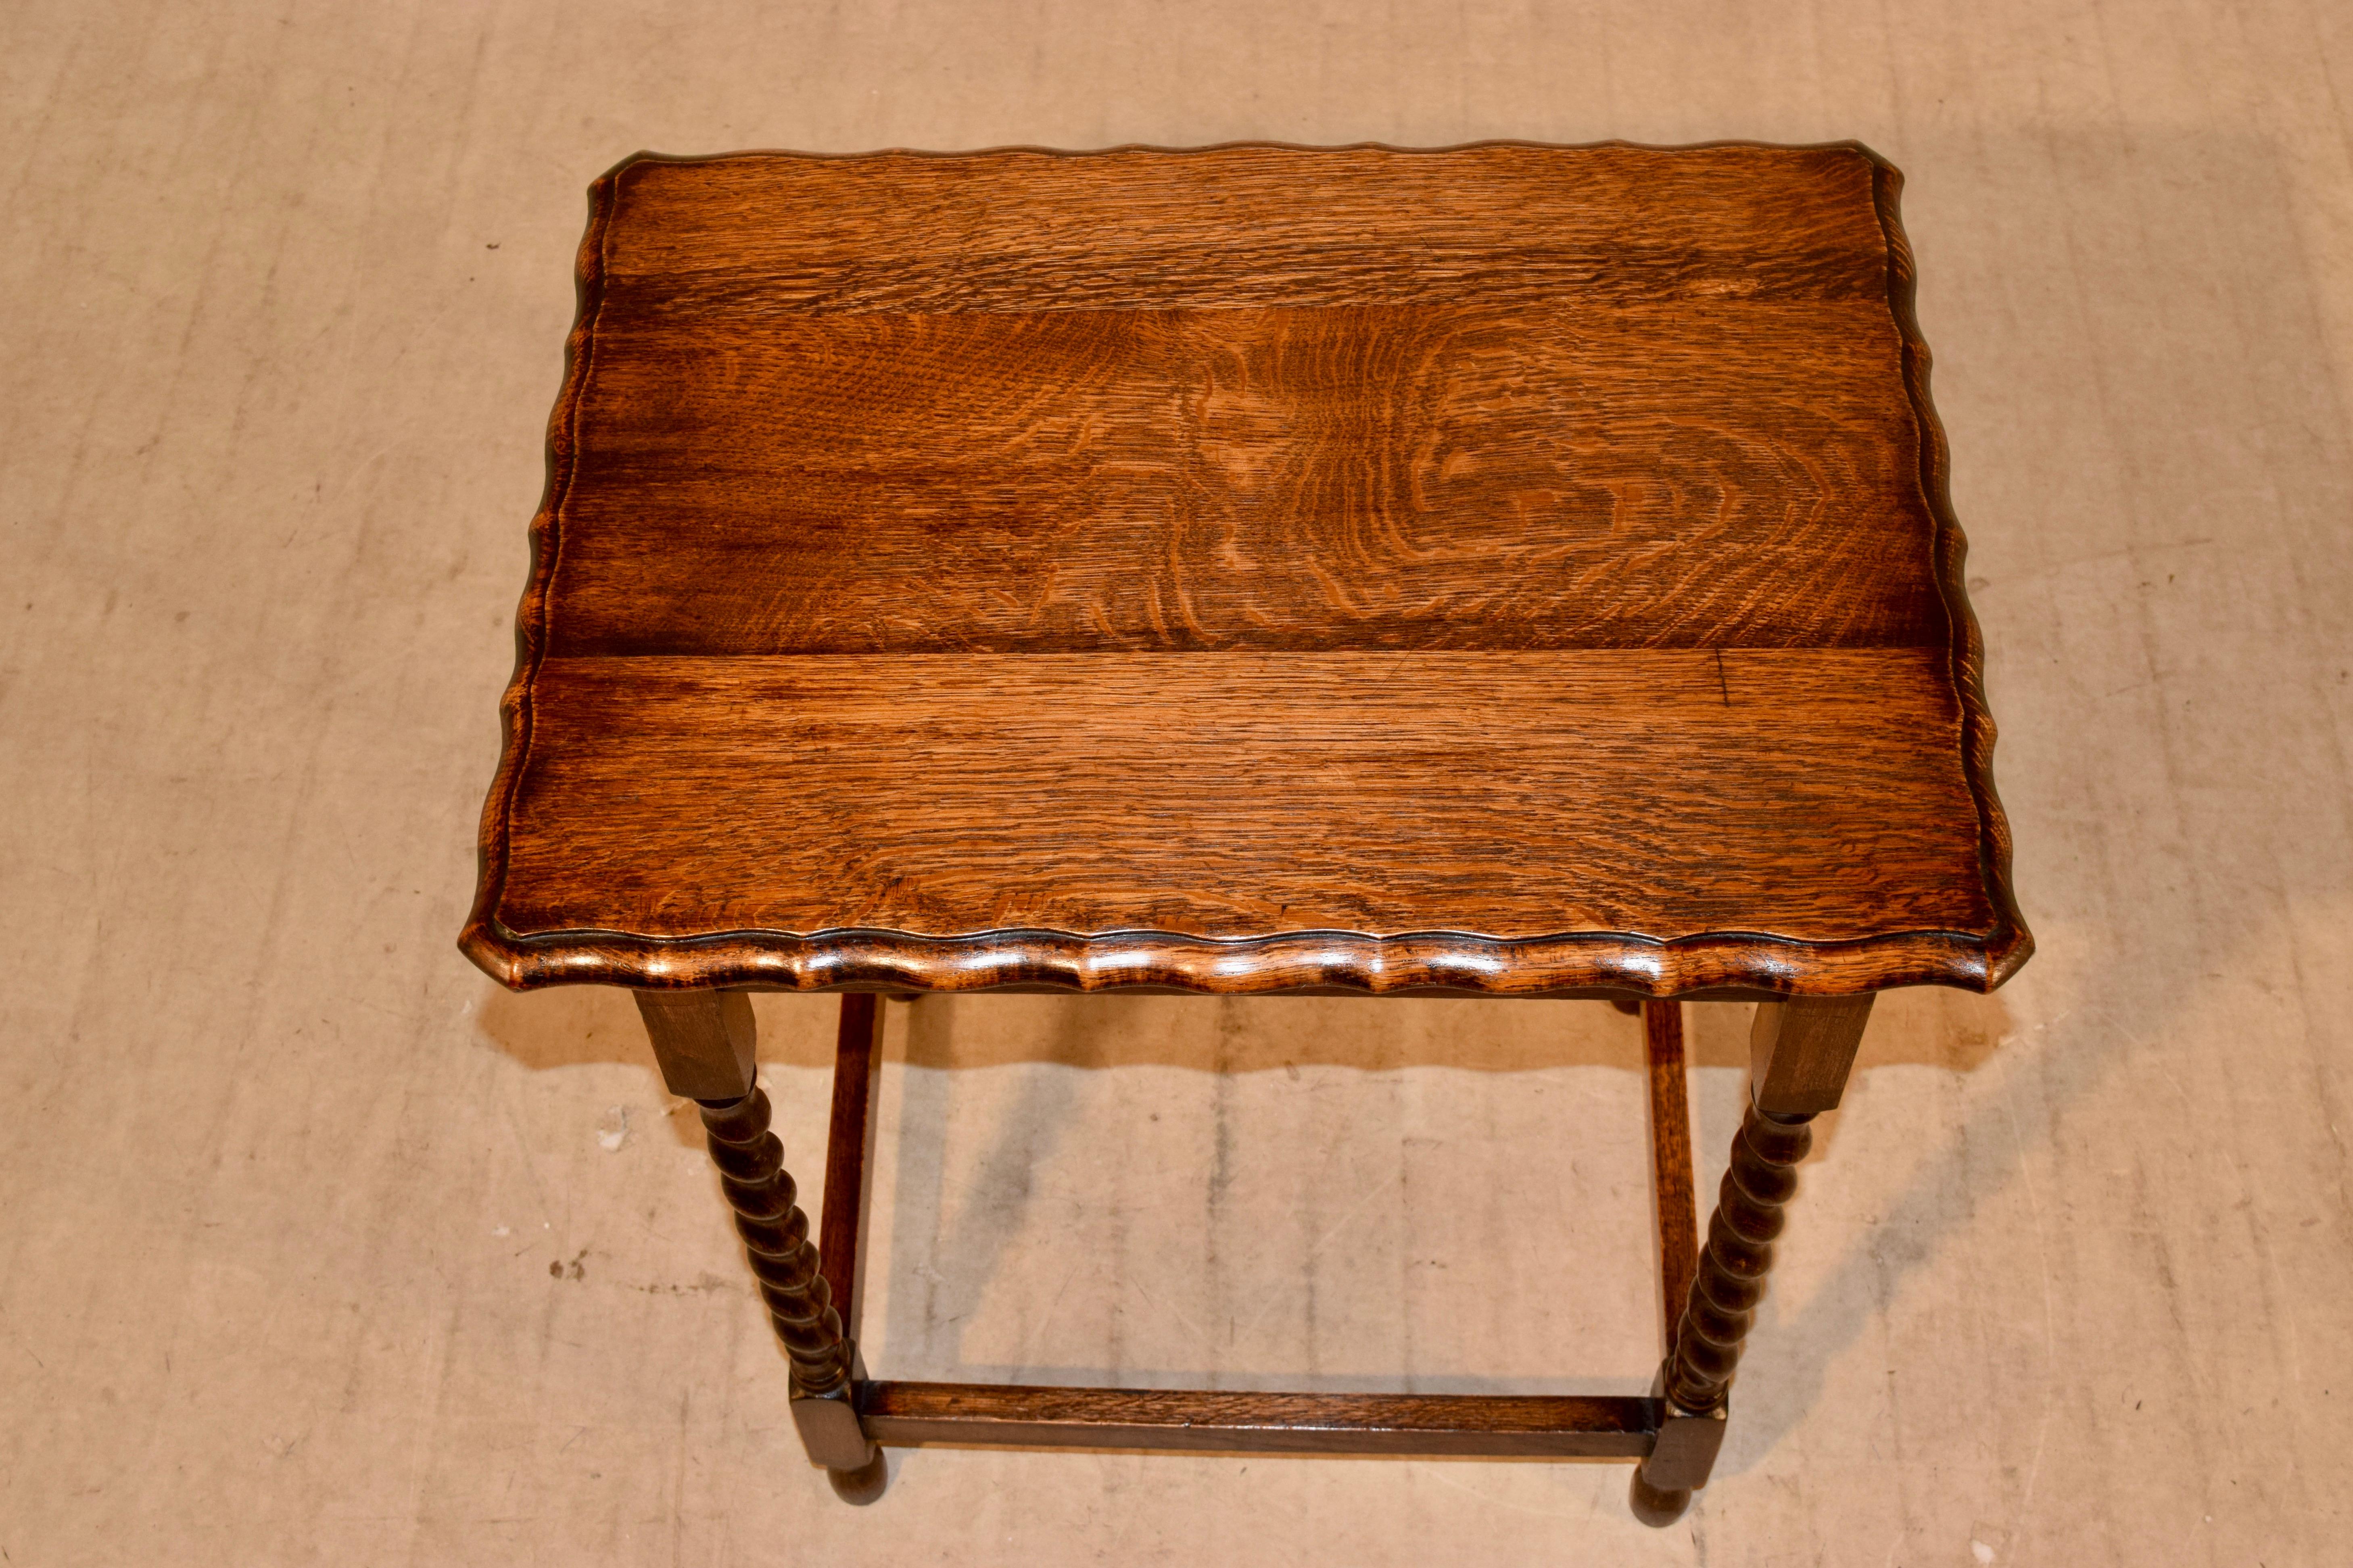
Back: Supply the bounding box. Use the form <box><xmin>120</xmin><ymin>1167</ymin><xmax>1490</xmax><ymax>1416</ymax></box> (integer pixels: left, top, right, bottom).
<box><xmin>1863</xmin><ymin>150</ymin><xmax>2034</xmax><ymax>993</ymax></box>
<box><xmin>459</xmin><ymin>139</ymin><xmax>2031</xmax><ymax>999</ymax></box>
<box><xmin>457</xmin><ymin>921</ymin><xmax>2025</xmax><ymax>999</ymax></box>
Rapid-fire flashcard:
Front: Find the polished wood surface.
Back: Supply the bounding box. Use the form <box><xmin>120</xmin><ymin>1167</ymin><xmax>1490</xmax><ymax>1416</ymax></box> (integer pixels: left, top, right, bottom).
<box><xmin>858</xmin><ymin>1382</ymin><xmax>1659</xmax><ymax>1457</ymax></box>
<box><xmin>1748</xmin><ymin>993</ymin><xmax>1877</xmax><ymax>1114</ymax></box>
<box><xmin>1661</xmin><ymin>1103</ymin><xmax>1814</xmax><ymax>1416</ymax></box>
<box><xmin>461</xmin><ymin>140</ymin><xmax>2029</xmax><ymax>998</ymax></box>
<box><xmin>499</xmin><ymin>651</ymin><xmax>1983</xmax><ymax>944</ymax></box>
<box><xmin>1643</xmin><ymin>1001</ymin><xmax>1700</xmax><ymax>1355</ymax></box>
<box><xmin>696</xmin><ymin>1079</ymin><xmax>854</xmax><ymax>1399</ymax></box>
<box><xmin>1632</xmin><ymin>996</ymin><xmax>1871</xmax><ymax>1517</ymax></box>
<box><xmin>816</xmin><ymin>994</ymin><xmax>883</xmax><ymax>1338</ymax></box>
<box><xmin>630</xmin><ymin>987</ymin><xmax>756</xmax><ymax>1099</ymax></box>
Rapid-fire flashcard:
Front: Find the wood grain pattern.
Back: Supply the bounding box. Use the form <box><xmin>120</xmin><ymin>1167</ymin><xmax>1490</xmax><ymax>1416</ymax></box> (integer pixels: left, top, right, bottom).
<box><xmin>600</xmin><ymin>144</ymin><xmax>1889</xmax><ymax>318</ymax></box>
<box><xmin>1643</xmin><ymin>1001</ymin><xmax>1700</xmax><ymax>1355</ymax></box>
<box><xmin>554</xmin><ymin>302</ymin><xmax>1939</xmax><ymax>657</ymax></box>
<box><xmin>559</xmin><ymin>144</ymin><xmax>1927</xmax><ymax>659</ymax></box>
<box><xmin>816</xmin><ymin>995</ymin><xmax>882</xmax><ymax>1341</ymax></box>
<box><xmin>856</xmin><ymin>1382</ymin><xmax>1659</xmax><ymax>1458</ymax></box>
<box><xmin>459</xmin><ymin>140</ymin><xmax>2030</xmax><ymax>998</ymax></box>
<box><xmin>478</xmin><ymin>648</ymin><xmax>1998</xmax><ymax>987</ymax></box>
<box><xmin>1749</xmin><ymin>994</ymin><xmax>1876</xmax><ymax>1115</ymax></box>
<box><xmin>630</xmin><ymin>987</ymin><xmax>756</xmax><ymax>1099</ymax></box>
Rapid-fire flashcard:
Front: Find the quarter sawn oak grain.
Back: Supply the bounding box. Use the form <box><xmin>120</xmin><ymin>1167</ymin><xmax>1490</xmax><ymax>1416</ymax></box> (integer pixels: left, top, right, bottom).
<box><xmin>496</xmin><ymin>650</ymin><xmax>1984</xmax><ymax>940</ymax></box>
<box><xmin>555</xmin><ymin>302</ymin><xmax>1941</xmax><ymax>656</ymax></box>
<box><xmin>460</xmin><ymin>140</ymin><xmax>2030</xmax><ymax>998</ymax></box>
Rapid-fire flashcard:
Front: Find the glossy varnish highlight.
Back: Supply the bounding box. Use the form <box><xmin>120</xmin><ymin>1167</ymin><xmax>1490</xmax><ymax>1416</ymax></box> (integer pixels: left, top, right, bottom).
<box><xmin>462</xmin><ymin>141</ymin><xmax>2029</xmax><ymax>996</ymax></box>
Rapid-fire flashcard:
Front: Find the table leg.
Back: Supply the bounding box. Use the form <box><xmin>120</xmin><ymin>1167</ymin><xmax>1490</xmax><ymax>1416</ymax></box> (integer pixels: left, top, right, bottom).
<box><xmin>1631</xmin><ymin>994</ymin><xmax>1874</xmax><ymax>1526</ymax></box>
<box><xmin>633</xmin><ymin>989</ymin><xmax>885</xmax><ymax>1501</ymax></box>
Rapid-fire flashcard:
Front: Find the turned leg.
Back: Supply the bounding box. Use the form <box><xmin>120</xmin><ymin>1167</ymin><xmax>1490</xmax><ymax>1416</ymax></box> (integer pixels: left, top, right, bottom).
<box><xmin>1631</xmin><ymin>994</ymin><xmax>1874</xmax><ymax>1526</ymax></box>
<box><xmin>634</xmin><ymin>989</ymin><xmax>885</xmax><ymax>1501</ymax></box>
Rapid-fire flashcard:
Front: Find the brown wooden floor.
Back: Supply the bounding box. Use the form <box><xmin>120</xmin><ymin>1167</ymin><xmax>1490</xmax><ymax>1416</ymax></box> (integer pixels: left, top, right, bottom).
<box><xmin>6</xmin><ymin>2</ymin><xmax>2353</xmax><ymax>1564</ymax></box>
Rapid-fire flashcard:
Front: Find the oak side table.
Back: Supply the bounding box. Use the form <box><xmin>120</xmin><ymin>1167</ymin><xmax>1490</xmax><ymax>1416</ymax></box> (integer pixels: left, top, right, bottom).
<box><xmin>459</xmin><ymin>140</ymin><xmax>2029</xmax><ymax>1525</ymax></box>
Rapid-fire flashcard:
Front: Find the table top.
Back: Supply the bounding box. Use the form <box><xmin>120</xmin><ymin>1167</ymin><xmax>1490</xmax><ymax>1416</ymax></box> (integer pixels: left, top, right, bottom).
<box><xmin>459</xmin><ymin>141</ymin><xmax>2029</xmax><ymax>999</ymax></box>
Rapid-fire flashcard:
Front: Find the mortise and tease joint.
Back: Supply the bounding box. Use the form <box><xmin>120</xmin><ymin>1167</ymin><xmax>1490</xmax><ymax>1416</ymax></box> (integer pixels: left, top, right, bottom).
<box><xmin>1748</xmin><ymin>994</ymin><xmax>1875</xmax><ymax>1116</ymax></box>
<box><xmin>632</xmin><ymin>988</ymin><xmax>756</xmax><ymax>1100</ymax></box>
<box><xmin>1643</xmin><ymin>1385</ymin><xmax>1729</xmax><ymax>1492</ymax></box>
<box><xmin>791</xmin><ymin>1345</ymin><xmax>877</xmax><ymax>1470</ymax></box>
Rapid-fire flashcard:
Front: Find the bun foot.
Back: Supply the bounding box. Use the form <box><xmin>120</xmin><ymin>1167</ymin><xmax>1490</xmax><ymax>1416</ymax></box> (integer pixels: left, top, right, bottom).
<box><xmin>827</xmin><ymin>1449</ymin><xmax>890</xmax><ymax>1505</ymax></box>
<box><xmin>1628</xmin><ymin>1468</ymin><xmax>1691</xmax><ymax>1527</ymax></box>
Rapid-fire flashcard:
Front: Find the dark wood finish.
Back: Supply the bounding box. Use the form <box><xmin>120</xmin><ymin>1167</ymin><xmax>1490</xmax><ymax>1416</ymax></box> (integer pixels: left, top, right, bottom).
<box><xmin>790</xmin><ymin>1387</ymin><xmax>881</xmax><ymax>1478</ymax></box>
<box><xmin>493</xmin><ymin>651</ymin><xmax>1985</xmax><ymax>957</ymax></box>
<box><xmin>1633</xmin><ymin>1087</ymin><xmax>1827</xmax><ymax>1524</ymax></box>
<box><xmin>459</xmin><ymin>140</ymin><xmax>2030</xmax><ymax>1001</ymax></box>
<box><xmin>1630</xmin><ymin>1464</ymin><xmax>1697</xmax><ymax>1527</ymax></box>
<box><xmin>560</xmin><ymin>314</ymin><xmax>1934</xmax><ymax>660</ymax></box>
<box><xmin>858</xmin><ymin>1382</ymin><xmax>1658</xmax><ymax>1458</ymax></box>
<box><xmin>471</xmin><ymin>144</ymin><xmax>2020</xmax><ymax>1517</ymax></box>
<box><xmin>630</xmin><ymin>989</ymin><xmax>878</xmax><ymax>1484</ymax></box>
<box><xmin>694</xmin><ymin>1079</ymin><xmax>854</xmax><ymax>1400</ymax></box>
<box><xmin>817</xmin><ymin>994</ymin><xmax>884</xmax><ymax>1338</ymax></box>
<box><xmin>1749</xmin><ymin>994</ymin><xmax>1877</xmax><ymax>1115</ymax></box>
<box><xmin>631</xmin><ymin>988</ymin><xmax>756</xmax><ymax>1099</ymax></box>
<box><xmin>1660</xmin><ymin>1103</ymin><xmax>1816</xmax><ymax>1415</ymax></box>
<box><xmin>1639</xmin><ymin>1395</ymin><xmax>1729</xmax><ymax>1492</ymax></box>
<box><xmin>1642</xmin><ymin>1001</ymin><xmax>1699</xmax><ymax>1355</ymax></box>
